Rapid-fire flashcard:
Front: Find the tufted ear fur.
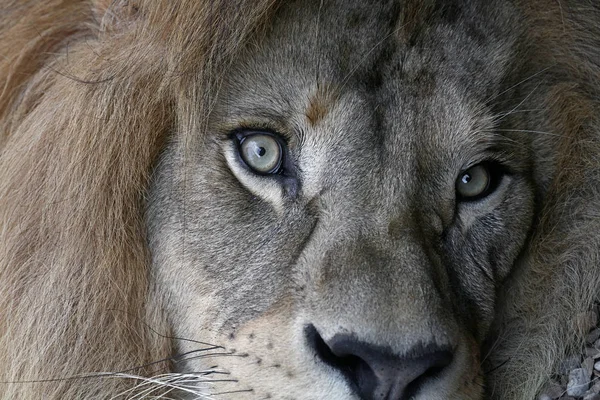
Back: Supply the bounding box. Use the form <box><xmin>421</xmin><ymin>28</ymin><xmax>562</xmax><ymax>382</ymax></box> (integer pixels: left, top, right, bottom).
<box><xmin>93</xmin><ymin>0</ymin><xmax>141</xmax><ymax>31</ymax></box>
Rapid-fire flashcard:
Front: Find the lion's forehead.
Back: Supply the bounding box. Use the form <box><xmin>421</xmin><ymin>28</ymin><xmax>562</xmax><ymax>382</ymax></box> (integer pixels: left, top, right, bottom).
<box><xmin>216</xmin><ymin>0</ymin><xmax>513</xmax><ymax>198</ymax></box>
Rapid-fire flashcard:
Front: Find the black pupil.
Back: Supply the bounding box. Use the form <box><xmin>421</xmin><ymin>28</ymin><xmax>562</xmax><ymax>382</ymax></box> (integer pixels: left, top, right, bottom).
<box><xmin>256</xmin><ymin>146</ymin><xmax>266</xmax><ymax>157</ymax></box>
<box><xmin>461</xmin><ymin>173</ymin><xmax>472</xmax><ymax>184</ymax></box>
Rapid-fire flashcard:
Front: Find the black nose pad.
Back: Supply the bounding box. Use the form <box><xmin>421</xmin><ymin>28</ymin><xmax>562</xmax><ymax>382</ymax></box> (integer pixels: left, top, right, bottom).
<box><xmin>305</xmin><ymin>325</ymin><xmax>453</xmax><ymax>400</ymax></box>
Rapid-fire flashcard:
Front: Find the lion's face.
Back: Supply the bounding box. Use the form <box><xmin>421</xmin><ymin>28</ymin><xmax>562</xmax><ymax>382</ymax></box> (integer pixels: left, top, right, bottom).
<box><xmin>147</xmin><ymin>1</ymin><xmax>535</xmax><ymax>399</ymax></box>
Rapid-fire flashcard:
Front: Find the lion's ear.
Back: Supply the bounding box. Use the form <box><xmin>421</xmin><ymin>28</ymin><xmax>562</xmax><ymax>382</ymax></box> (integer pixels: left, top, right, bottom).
<box><xmin>93</xmin><ymin>0</ymin><xmax>140</xmax><ymax>31</ymax></box>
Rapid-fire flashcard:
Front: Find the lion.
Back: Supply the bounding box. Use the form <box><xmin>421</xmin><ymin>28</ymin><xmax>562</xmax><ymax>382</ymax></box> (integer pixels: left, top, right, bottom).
<box><xmin>1</xmin><ymin>0</ymin><xmax>599</xmax><ymax>399</ymax></box>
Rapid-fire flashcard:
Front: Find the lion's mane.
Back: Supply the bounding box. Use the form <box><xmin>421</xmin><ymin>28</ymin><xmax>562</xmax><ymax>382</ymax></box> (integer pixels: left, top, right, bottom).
<box><xmin>484</xmin><ymin>2</ymin><xmax>600</xmax><ymax>398</ymax></box>
<box><xmin>0</xmin><ymin>0</ymin><xmax>275</xmax><ymax>398</ymax></box>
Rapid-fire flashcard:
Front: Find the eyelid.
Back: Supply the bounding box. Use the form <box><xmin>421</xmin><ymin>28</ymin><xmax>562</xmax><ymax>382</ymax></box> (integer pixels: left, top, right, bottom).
<box><xmin>228</xmin><ymin>121</ymin><xmax>295</xmax><ymax>143</ymax></box>
<box><xmin>232</xmin><ymin>129</ymin><xmax>284</xmax><ymax>142</ymax></box>
<box><xmin>462</xmin><ymin>149</ymin><xmax>517</xmax><ymax>175</ymax></box>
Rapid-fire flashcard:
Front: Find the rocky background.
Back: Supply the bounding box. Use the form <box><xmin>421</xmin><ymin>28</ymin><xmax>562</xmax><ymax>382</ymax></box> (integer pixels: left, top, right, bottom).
<box><xmin>539</xmin><ymin>304</ymin><xmax>600</xmax><ymax>400</ymax></box>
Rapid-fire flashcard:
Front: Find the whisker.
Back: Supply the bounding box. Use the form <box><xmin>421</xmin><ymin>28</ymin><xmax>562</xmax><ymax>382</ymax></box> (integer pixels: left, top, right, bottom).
<box><xmin>190</xmin><ymin>371</ymin><xmax>231</xmax><ymax>376</ymax></box>
<box><xmin>210</xmin><ymin>388</ymin><xmax>254</xmax><ymax>396</ymax></box>
<box><xmin>177</xmin><ymin>351</ymin><xmax>250</xmax><ymax>364</ymax></box>
<box><xmin>114</xmin><ymin>377</ymin><xmax>178</xmax><ymax>400</ymax></box>
<box><xmin>0</xmin><ymin>347</ymin><xmax>224</xmax><ymax>385</ymax></box>
<box><xmin>104</xmin><ymin>308</ymin><xmax>226</xmax><ymax>348</ymax></box>
<box><xmin>106</xmin><ymin>372</ymin><xmax>233</xmax><ymax>400</ymax></box>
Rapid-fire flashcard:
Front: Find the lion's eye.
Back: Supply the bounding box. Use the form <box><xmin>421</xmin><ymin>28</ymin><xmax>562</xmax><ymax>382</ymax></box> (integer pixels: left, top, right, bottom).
<box><xmin>456</xmin><ymin>164</ymin><xmax>494</xmax><ymax>200</ymax></box>
<box><xmin>238</xmin><ymin>133</ymin><xmax>283</xmax><ymax>174</ymax></box>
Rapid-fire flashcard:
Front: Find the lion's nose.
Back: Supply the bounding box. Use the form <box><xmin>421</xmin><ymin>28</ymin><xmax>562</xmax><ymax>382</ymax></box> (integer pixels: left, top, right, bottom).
<box><xmin>305</xmin><ymin>325</ymin><xmax>453</xmax><ymax>400</ymax></box>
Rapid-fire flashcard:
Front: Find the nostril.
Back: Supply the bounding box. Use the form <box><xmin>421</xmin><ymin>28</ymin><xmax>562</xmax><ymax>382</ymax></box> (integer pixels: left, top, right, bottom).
<box><xmin>305</xmin><ymin>325</ymin><xmax>376</xmax><ymax>389</ymax></box>
<box><xmin>401</xmin><ymin>350</ymin><xmax>454</xmax><ymax>399</ymax></box>
<box><xmin>304</xmin><ymin>324</ymin><xmax>453</xmax><ymax>400</ymax></box>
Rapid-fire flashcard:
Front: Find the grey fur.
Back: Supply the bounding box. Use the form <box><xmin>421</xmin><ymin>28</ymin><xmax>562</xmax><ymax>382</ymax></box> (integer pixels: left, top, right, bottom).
<box><xmin>147</xmin><ymin>1</ymin><xmax>600</xmax><ymax>399</ymax></box>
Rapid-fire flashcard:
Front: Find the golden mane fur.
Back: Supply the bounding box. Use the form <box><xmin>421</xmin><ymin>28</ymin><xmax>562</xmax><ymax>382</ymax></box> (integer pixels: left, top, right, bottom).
<box><xmin>0</xmin><ymin>0</ymin><xmax>275</xmax><ymax>397</ymax></box>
